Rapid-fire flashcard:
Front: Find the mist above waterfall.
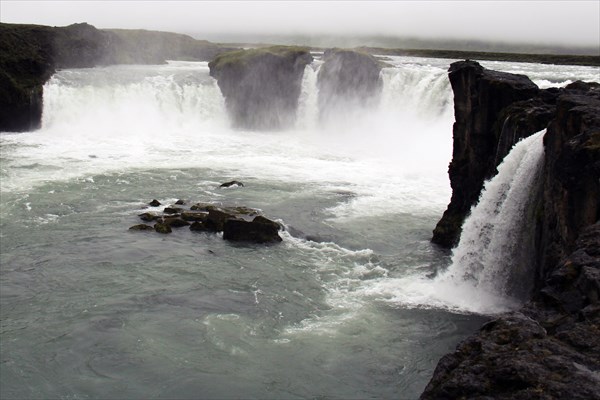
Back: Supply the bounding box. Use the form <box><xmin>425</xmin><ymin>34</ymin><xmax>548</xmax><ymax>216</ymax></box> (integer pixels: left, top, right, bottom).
<box><xmin>2</xmin><ymin>1</ymin><xmax>598</xmax><ymax>52</ymax></box>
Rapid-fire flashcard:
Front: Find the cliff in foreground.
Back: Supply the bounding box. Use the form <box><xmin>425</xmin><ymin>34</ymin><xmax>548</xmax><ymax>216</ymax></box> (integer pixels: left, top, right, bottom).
<box><xmin>423</xmin><ymin>61</ymin><xmax>599</xmax><ymax>399</ymax></box>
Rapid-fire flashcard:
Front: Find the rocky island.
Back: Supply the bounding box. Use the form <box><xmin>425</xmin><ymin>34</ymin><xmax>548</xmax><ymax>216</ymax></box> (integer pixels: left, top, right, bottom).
<box><xmin>208</xmin><ymin>46</ymin><xmax>313</xmax><ymax>130</ymax></box>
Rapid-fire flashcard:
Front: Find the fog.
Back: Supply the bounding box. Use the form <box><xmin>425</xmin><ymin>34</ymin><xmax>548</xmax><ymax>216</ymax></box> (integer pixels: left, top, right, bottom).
<box><xmin>1</xmin><ymin>0</ymin><xmax>599</xmax><ymax>49</ymax></box>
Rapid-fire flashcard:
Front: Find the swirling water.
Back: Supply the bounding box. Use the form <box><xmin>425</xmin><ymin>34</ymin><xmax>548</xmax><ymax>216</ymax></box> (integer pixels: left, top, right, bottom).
<box><xmin>1</xmin><ymin>57</ymin><xmax>597</xmax><ymax>399</ymax></box>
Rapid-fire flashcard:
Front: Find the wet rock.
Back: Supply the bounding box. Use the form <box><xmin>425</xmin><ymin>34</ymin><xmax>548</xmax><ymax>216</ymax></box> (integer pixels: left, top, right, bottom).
<box><xmin>222</xmin><ymin>216</ymin><xmax>282</xmax><ymax>244</ymax></box>
<box><xmin>154</xmin><ymin>222</ymin><xmax>172</xmax><ymax>234</ymax></box>
<box><xmin>204</xmin><ymin>208</ymin><xmax>238</xmax><ymax>232</ymax></box>
<box><xmin>536</xmin><ymin>85</ymin><xmax>600</xmax><ymax>277</ymax></box>
<box><xmin>224</xmin><ymin>206</ymin><xmax>260</xmax><ymax>217</ymax></box>
<box><xmin>421</xmin><ymin>312</ymin><xmax>600</xmax><ymax>400</ymax></box>
<box><xmin>209</xmin><ymin>46</ymin><xmax>313</xmax><ymax>130</ymax></box>
<box><xmin>423</xmin><ymin>70</ymin><xmax>600</xmax><ymax>399</ymax></box>
<box><xmin>162</xmin><ymin>217</ymin><xmax>190</xmax><ymax>228</ymax></box>
<box><xmin>219</xmin><ymin>180</ymin><xmax>244</xmax><ymax>188</ymax></box>
<box><xmin>317</xmin><ymin>48</ymin><xmax>384</xmax><ymax>120</ymax></box>
<box><xmin>180</xmin><ymin>210</ymin><xmax>208</xmax><ymax>222</ymax></box>
<box><xmin>148</xmin><ymin>199</ymin><xmax>161</xmax><ymax>207</ymax></box>
<box><xmin>175</xmin><ymin>199</ymin><xmax>186</xmax><ymax>205</ymax></box>
<box><xmin>139</xmin><ymin>212</ymin><xmax>160</xmax><ymax>222</ymax></box>
<box><xmin>163</xmin><ymin>206</ymin><xmax>184</xmax><ymax>214</ymax></box>
<box><xmin>190</xmin><ymin>202</ymin><xmax>218</xmax><ymax>212</ymax></box>
<box><xmin>129</xmin><ymin>224</ymin><xmax>154</xmax><ymax>231</ymax></box>
<box><xmin>432</xmin><ymin>60</ymin><xmax>540</xmax><ymax>248</ymax></box>
<box><xmin>189</xmin><ymin>221</ymin><xmax>211</xmax><ymax>232</ymax></box>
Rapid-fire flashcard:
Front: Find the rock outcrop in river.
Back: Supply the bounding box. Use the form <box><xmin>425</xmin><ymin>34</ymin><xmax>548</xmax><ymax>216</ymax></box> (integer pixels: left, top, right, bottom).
<box><xmin>0</xmin><ymin>22</ymin><xmax>235</xmax><ymax>132</ymax></box>
<box><xmin>423</xmin><ymin>61</ymin><xmax>600</xmax><ymax>399</ymax></box>
<box><xmin>208</xmin><ymin>46</ymin><xmax>313</xmax><ymax>130</ymax></box>
<box><xmin>317</xmin><ymin>48</ymin><xmax>384</xmax><ymax>120</ymax></box>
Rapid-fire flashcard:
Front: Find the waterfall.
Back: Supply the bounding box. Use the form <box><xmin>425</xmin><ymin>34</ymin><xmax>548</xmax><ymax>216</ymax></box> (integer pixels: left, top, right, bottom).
<box><xmin>41</xmin><ymin>62</ymin><xmax>226</xmax><ymax>134</ymax></box>
<box><xmin>379</xmin><ymin>65</ymin><xmax>453</xmax><ymax>119</ymax></box>
<box><xmin>296</xmin><ymin>62</ymin><xmax>321</xmax><ymax>130</ymax></box>
<box><xmin>438</xmin><ymin>130</ymin><xmax>546</xmax><ymax>309</ymax></box>
<box><xmin>370</xmin><ymin>129</ymin><xmax>546</xmax><ymax>314</ymax></box>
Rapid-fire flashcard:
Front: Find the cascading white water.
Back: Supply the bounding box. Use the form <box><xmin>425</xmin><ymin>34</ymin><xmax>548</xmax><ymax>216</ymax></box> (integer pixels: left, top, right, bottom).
<box><xmin>365</xmin><ymin>130</ymin><xmax>546</xmax><ymax>314</ymax></box>
<box><xmin>42</xmin><ymin>63</ymin><xmax>226</xmax><ymax>133</ymax></box>
<box><xmin>440</xmin><ymin>130</ymin><xmax>546</xmax><ymax>303</ymax></box>
<box><xmin>296</xmin><ymin>61</ymin><xmax>321</xmax><ymax>129</ymax></box>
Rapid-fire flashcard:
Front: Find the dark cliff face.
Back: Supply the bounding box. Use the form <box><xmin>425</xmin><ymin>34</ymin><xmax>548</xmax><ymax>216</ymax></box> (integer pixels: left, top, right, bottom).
<box><xmin>0</xmin><ymin>24</ymin><xmax>55</xmax><ymax>132</ymax></box>
<box><xmin>537</xmin><ymin>84</ymin><xmax>600</xmax><ymax>283</ymax></box>
<box><xmin>0</xmin><ymin>22</ymin><xmax>236</xmax><ymax>132</ymax></box>
<box><xmin>208</xmin><ymin>46</ymin><xmax>313</xmax><ymax>130</ymax></box>
<box><xmin>432</xmin><ymin>60</ymin><xmax>546</xmax><ymax>248</ymax></box>
<box><xmin>317</xmin><ymin>49</ymin><xmax>383</xmax><ymax>121</ymax></box>
<box><xmin>422</xmin><ymin>64</ymin><xmax>600</xmax><ymax>399</ymax></box>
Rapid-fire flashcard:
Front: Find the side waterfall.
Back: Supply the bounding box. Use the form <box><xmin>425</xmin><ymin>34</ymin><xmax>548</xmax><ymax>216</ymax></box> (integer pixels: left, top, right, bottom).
<box><xmin>437</xmin><ymin>130</ymin><xmax>546</xmax><ymax>311</ymax></box>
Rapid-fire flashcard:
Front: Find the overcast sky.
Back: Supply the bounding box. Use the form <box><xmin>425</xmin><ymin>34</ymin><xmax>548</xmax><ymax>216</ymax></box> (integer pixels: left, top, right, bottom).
<box><xmin>1</xmin><ymin>0</ymin><xmax>599</xmax><ymax>48</ymax></box>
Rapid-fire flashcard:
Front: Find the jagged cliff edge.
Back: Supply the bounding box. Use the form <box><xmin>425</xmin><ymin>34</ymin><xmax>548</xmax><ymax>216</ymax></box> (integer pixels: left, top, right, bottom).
<box><xmin>422</xmin><ymin>61</ymin><xmax>600</xmax><ymax>400</ymax></box>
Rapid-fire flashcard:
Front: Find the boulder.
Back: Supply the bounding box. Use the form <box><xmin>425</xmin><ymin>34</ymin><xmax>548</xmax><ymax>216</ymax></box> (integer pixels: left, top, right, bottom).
<box><xmin>154</xmin><ymin>222</ymin><xmax>172</xmax><ymax>234</ymax></box>
<box><xmin>162</xmin><ymin>217</ymin><xmax>190</xmax><ymax>228</ymax></box>
<box><xmin>204</xmin><ymin>208</ymin><xmax>238</xmax><ymax>232</ymax></box>
<box><xmin>421</xmin><ymin>311</ymin><xmax>600</xmax><ymax>400</ymax></box>
<box><xmin>317</xmin><ymin>48</ymin><xmax>384</xmax><ymax>120</ymax></box>
<box><xmin>222</xmin><ymin>216</ymin><xmax>282</xmax><ymax>244</ymax></box>
<box><xmin>219</xmin><ymin>180</ymin><xmax>244</xmax><ymax>188</ymax></box>
<box><xmin>208</xmin><ymin>46</ymin><xmax>313</xmax><ymax>130</ymax></box>
<box><xmin>190</xmin><ymin>202</ymin><xmax>217</xmax><ymax>212</ymax></box>
<box><xmin>138</xmin><ymin>212</ymin><xmax>160</xmax><ymax>222</ymax></box>
<box><xmin>189</xmin><ymin>221</ymin><xmax>211</xmax><ymax>232</ymax></box>
<box><xmin>180</xmin><ymin>210</ymin><xmax>208</xmax><ymax>222</ymax></box>
<box><xmin>163</xmin><ymin>206</ymin><xmax>184</xmax><ymax>214</ymax></box>
<box><xmin>129</xmin><ymin>224</ymin><xmax>154</xmax><ymax>231</ymax></box>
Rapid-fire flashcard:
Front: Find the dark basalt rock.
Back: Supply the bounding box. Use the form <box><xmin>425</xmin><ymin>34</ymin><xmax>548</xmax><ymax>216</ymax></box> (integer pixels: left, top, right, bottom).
<box><xmin>148</xmin><ymin>199</ymin><xmax>161</xmax><ymax>207</ymax></box>
<box><xmin>219</xmin><ymin>180</ymin><xmax>244</xmax><ymax>188</ymax></box>
<box><xmin>432</xmin><ymin>60</ymin><xmax>541</xmax><ymax>248</ymax></box>
<box><xmin>189</xmin><ymin>221</ymin><xmax>211</xmax><ymax>232</ymax></box>
<box><xmin>138</xmin><ymin>212</ymin><xmax>160</xmax><ymax>222</ymax></box>
<box><xmin>154</xmin><ymin>222</ymin><xmax>172</xmax><ymax>234</ymax></box>
<box><xmin>190</xmin><ymin>202</ymin><xmax>216</xmax><ymax>212</ymax></box>
<box><xmin>162</xmin><ymin>217</ymin><xmax>189</xmax><ymax>228</ymax></box>
<box><xmin>422</xmin><ymin>225</ymin><xmax>600</xmax><ymax>400</ymax></box>
<box><xmin>163</xmin><ymin>206</ymin><xmax>184</xmax><ymax>214</ymax></box>
<box><xmin>129</xmin><ymin>224</ymin><xmax>154</xmax><ymax>231</ymax></box>
<box><xmin>204</xmin><ymin>208</ymin><xmax>239</xmax><ymax>232</ymax></box>
<box><xmin>317</xmin><ymin>48</ymin><xmax>384</xmax><ymax>120</ymax></box>
<box><xmin>131</xmin><ymin>198</ymin><xmax>282</xmax><ymax>246</ymax></box>
<box><xmin>222</xmin><ymin>216</ymin><xmax>282</xmax><ymax>243</ymax></box>
<box><xmin>208</xmin><ymin>46</ymin><xmax>313</xmax><ymax>130</ymax></box>
<box><xmin>423</xmin><ymin>64</ymin><xmax>600</xmax><ymax>400</ymax></box>
<box><xmin>421</xmin><ymin>311</ymin><xmax>600</xmax><ymax>400</ymax></box>
<box><xmin>536</xmin><ymin>85</ymin><xmax>600</xmax><ymax>282</ymax></box>
<box><xmin>180</xmin><ymin>210</ymin><xmax>208</xmax><ymax>222</ymax></box>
